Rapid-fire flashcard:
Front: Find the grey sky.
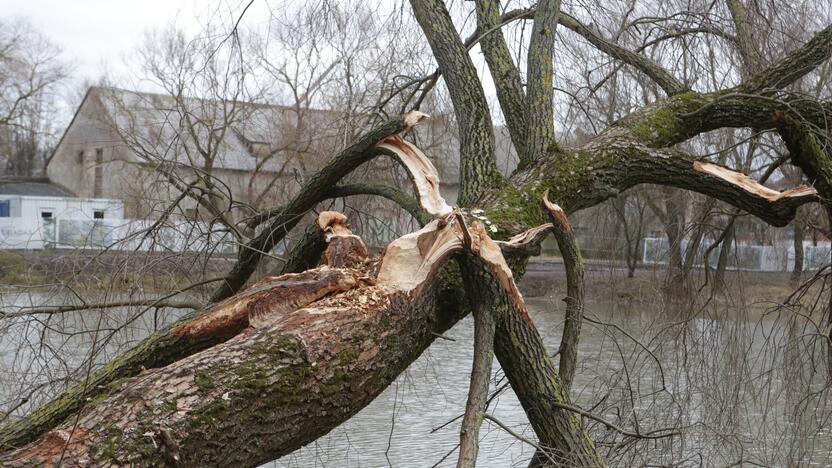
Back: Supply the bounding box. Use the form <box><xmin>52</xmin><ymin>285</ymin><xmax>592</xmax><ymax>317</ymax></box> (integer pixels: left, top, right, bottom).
<box><xmin>1</xmin><ymin>0</ymin><xmax>272</xmax><ymax>85</ymax></box>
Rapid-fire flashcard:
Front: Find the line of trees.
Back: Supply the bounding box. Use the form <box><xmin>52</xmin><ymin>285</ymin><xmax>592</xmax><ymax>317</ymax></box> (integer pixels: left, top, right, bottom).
<box><xmin>0</xmin><ymin>19</ymin><xmax>67</xmax><ymax>177</ymax></box>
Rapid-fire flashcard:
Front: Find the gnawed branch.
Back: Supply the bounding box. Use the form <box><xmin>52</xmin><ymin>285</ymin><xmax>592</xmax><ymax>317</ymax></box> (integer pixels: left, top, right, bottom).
<box><xmin>211</xmin><ymin>111</ymin><xmax>430</xmax><ymax>303</ymax></box>
<box><xmin>315</xmin><ymin>211</ymin><xmax>370</xmax><ymax>269</ymax></box>
<box><xmin>1</xmin><ymin>220</ymin><xmax>459</xmax><ymax>466</ymax></box>
<box><xmin>542</xmin><ymin>192</ymin><xmax>584</xmax><ymax>392</ymax></box>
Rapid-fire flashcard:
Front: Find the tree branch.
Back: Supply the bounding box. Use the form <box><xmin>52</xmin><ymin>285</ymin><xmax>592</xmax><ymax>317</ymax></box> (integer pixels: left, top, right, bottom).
<box><xmin>525</xmin><ymin>0</ymin><xmax>562</xmax><ymax>160</ymax></box>
<box><xmin>409</xmin><ymin>0</ymin><xmax>502</xmax><ymax>205</ymax></box>
<box><xmin>559</xmin><ymin>12</ymin><xmax>687</xmax><ymax>96</ymax></box>
<box><xmin>542</xmin><ymin>192</ymin><xmax>583</xmax><ymax>392</ymax></box>
<box><xmin>0</xmin><ymin>299</ymin><xmax>202</xmax><ymax>319</ymax></box>
<box><xmin>457</xmin><ymin>258</ymin><xmax>497</xmax><ymax>467</ymax></box>
<box><xmin>741</xmin><ymin>22</ymin><xmax>832</xmax><ymax>92</ymax></box>
<box><xmin>474</xmin><ymin>0</ymin><xmax>531</xmax><ymax>167</ymax></box>
<box><xmin>325</xmin><ymin>183</ymin><xmax>430</xmax><ymax>226</ymax></box>
<box><xmin>725</xmin><ymin>0</ymin><xmax>763</xmax><ymax>77</ymax></box>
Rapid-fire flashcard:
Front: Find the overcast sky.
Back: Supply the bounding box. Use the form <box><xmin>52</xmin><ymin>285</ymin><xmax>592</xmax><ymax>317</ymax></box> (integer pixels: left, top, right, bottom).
<box><xmin>1</xmin><ymin>0</ymin><xmax>276</xmax><ymax>125</ymax></box>
<box><xmin>1</xmin><ymin>0</ymin><xmax>272</xmax><ymax>86</ymax></box>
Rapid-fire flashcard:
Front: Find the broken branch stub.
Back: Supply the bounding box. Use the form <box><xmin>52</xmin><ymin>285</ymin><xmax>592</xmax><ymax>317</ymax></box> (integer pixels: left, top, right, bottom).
<box><xmin>317</xmin><ymin>210</ymin><xmax>370</xmax><ymax>269</ymax></box>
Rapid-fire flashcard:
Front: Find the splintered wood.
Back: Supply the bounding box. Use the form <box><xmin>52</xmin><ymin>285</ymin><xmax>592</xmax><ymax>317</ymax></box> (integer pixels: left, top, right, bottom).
<box><xmin>174</xmin><ymin>268</ymin><xmax>363</xmax><ymax>336</ymax></box>
<box><xmin>376</xmin><ymin>135</ymin><xmax>453</xmax><ymax>218</ymax></box>
<box><xmin>693</xmin><ymin>161</ymin><xmax>817</xmax><ymax>201</ymax></box>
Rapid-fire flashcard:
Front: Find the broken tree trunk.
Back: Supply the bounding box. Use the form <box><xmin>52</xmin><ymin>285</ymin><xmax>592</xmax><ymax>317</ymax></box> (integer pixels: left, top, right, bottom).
<box><xmin>1</xmin><ymin>210</ymin><xmax>600</xmax><ymax>467</ymax></box>
<box><xmin>0</xmin><ymin>215</ymin><xmax>450</xmax><ymax>466</ymax></box>
<box><xmin>0</xmin><ymin>112</ymin><xmax>433</xmax><ymax>452</ymax></box>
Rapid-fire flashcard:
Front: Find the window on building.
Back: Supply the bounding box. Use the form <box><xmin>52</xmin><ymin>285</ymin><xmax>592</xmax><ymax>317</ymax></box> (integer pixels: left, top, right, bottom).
<box><xmin>0</xmin><ymin>200</ymin><xmax>9</xmax><ymax>217</ymax></box>
<box><xmin>41</xmin><ymin>210</ymin><xmax>53</xmax><ymax>219</ymax></box>
<box><xmin>77</xmin><ymin>150</ymin><xmax>84</xmax><ymax>164</ymax></box>
<box><xmin>94</xmin><ymin>148</ymin><xmax>104</xmax><ymax>198</ymax></box>
<box><xmin>93</xmin><ymin>210</ymin><xmax>104</xmax><ymax>219</ymax></box>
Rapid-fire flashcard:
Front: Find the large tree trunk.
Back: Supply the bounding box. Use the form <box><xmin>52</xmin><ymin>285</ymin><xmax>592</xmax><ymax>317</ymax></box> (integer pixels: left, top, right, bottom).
<box><xmin>1</xmin><ymin>269</ymin><xmax>457</xmax><ymax>466</ymax></box>
<box><xmin>3</xmin><ymin>175</ymin><xmax>601</xmax><ymax>467</ymax></box>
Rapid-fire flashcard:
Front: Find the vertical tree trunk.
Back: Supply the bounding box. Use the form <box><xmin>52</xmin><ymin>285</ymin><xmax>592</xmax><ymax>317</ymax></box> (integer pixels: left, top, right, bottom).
<box><xmin>714</xmin><ymin>221</ymin><xmax>736</xmax><ymax>291</ymax></box>
<box><xmin>791</xmin><ymin>217</ymin><xmax>805</xmax><ymax>288</ymax></box>
<box><xmin>663</xmin><ymin>194</ymin><xmax>686</xmax><ymax>295</ymax></box>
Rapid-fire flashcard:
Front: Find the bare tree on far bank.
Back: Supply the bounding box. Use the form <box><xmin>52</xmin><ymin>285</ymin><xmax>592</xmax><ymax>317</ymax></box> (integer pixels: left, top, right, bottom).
<box><xmin>0</xmin><ymin>19</ymin><xmax>68</xmax><ymax>177</ymax></box>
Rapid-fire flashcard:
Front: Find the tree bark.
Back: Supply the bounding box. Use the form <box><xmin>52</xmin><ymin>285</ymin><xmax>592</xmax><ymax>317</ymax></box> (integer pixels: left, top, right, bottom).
<box><xmin>791</xmin><ymin>216</ymin><xmax>805</xmax><ymax>288</ymax></box>
<box><xmin>0</xmin><ymin>267</ymin><xmax>459</xmax><ymax>466</ymax></box>
<box><xmin>714</xmin><ymin>220</ymin><xmax>736</xmax><ymax>291</ymax></box>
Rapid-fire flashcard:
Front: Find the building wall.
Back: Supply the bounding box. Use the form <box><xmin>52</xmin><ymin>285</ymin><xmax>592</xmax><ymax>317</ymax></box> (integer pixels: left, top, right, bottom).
<box><xmin>14</xmin><ymin>196</ymin><xmax>123</xmax><ymax>220</ymax></box>
<box><xmin>47</xmin><ymin>88</ymin><xmax>480</xmax><ymax>228</ymax></box>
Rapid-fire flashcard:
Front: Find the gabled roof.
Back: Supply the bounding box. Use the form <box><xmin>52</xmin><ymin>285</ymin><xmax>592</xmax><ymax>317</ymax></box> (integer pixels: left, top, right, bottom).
<box><xmin>79</xmin><ymin>86</ymin><xmax>344</xmax><ymax>174</ymax></box>
<box><xmin>0</xmin><ymin>177</ymin><xmax>75</xmax><ymax>197</ymax></box>
<box><xmin>51</xmin><ymin>86</ymin><xmax>470</xmax><ymax>184</ymax></box>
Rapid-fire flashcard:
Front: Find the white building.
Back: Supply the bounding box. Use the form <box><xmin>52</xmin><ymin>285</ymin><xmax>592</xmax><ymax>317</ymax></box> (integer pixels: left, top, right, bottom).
<box><xmin>0</xmin><ymin>178</ymin><xmax>124</xmax><ymax>249</ymax></box>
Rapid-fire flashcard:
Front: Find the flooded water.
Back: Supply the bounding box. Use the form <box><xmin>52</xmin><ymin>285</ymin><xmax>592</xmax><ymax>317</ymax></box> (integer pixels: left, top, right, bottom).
<box><xmin>1</xmin><ymin>289</ymin><xmax>831</xmax><ymax>467</ymax></box>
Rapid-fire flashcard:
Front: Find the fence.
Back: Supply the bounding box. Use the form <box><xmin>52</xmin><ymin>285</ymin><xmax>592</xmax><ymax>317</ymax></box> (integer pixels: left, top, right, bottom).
<box><xmin>642</xmin><ymin>236</ymin><xmax>831</xmax><ymax>272</ymax></box>
<box><xmin>0</xmin><ymin>217</ymin><xmax>237</xmax><ymax>253</ymax></box>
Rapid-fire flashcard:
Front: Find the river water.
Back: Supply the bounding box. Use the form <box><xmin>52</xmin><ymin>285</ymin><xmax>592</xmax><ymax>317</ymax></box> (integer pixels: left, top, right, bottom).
<box><xmin>1</xmin><ymin>289</ymin><xmax>831</xmax><ymax>467</ymax></box>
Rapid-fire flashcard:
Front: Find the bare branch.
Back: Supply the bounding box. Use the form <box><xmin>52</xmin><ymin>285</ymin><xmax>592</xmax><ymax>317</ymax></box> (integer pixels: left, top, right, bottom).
<box><xmin>559</xmin><ymin>13</ymin><xmax>687</xmax><ymax>96</ymax></box>
<box><xmin>742</xmin><ymin>22</ymin><xmax>832</xmax><ymax>92</ymax></box>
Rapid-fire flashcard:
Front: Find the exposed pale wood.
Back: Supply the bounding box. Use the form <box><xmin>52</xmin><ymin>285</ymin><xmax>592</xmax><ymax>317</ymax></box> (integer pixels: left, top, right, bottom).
<box><xmin>377</xmin><ymin>135</ymin><xmax>453</xmax><ymax>217</ymax></box>
<box><xmin>378</xmin><ymin>218</ymin><xmax>462</xmax><ymax>292</ymax></box>
<box><xmin>403</xmin><ymin>110</ymin><xmax>430</xmax><ymax>128</ymax></box>
<box><xmin>693</xmin><ymin>161</ymin><xmax>817</xmax><ymax>201</ymax></box>
<box><xmin>177</xmin><ymin>268</ymin><xmax>362</xmax><ymax>335</ymax></box>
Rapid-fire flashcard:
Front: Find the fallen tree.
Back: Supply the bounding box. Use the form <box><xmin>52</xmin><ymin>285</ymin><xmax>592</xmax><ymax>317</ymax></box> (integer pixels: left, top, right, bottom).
<box><xmin>1</xmin><ymin>183</ymin><xmax>603</xmax><ymax>466</ymax></box>
<box><xmin>2</xmin><ymin>0</ymin><xmax>832</xmax><ymax>466</ymax></box>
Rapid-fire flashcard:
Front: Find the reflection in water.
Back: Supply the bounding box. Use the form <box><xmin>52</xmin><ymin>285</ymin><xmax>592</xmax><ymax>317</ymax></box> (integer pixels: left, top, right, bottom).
<box><xmin>1</xmin><ymin>291</ymin><xmax>830</xmax><ymax>467</ymax></box>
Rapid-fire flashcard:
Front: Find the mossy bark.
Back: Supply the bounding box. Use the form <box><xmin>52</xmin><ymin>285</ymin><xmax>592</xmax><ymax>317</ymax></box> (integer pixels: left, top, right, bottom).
<box><xmin>474</xmin><ymin>0</ymin><xmax>530</xmax><ymax>167</ymax></box>
<box><xmin>1</xmin><ymin>270</ymin><xmax>466</xmax><ymax>467</ymax></box>
<box><xmin>409</xmin><ymin>0</ymin><xmax>502</xmax><ymax>205</ymax></box>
